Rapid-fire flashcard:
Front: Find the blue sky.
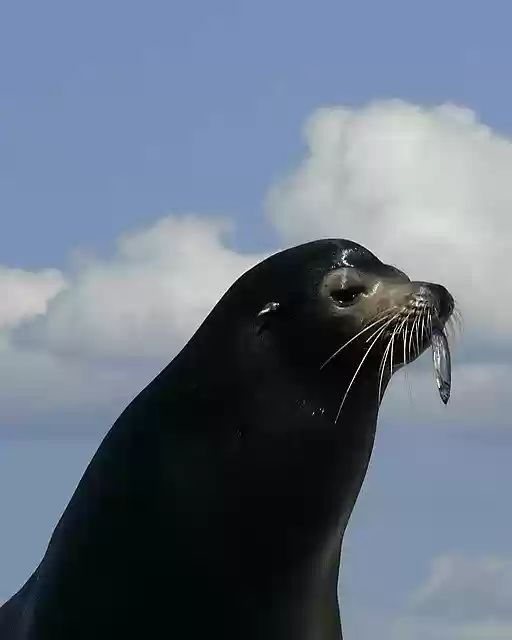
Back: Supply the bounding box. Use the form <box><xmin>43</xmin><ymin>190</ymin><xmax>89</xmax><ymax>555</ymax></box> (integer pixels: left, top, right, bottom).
<box><xmin>2</xmin><ymin>0</ymin><xmax>511</xmax><ymax>268</ymax></box>
<box><xmin>2</xmin><ymin>1</ymin><xmax>512</xmax><ymax>637</ymax></box>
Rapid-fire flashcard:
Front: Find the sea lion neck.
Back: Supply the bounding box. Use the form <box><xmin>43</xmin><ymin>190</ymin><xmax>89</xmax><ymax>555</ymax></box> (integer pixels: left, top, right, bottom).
<box><xmin>151</xmin><ymin>331</ymin><xmax>383</xmax><ymax>536</ymax></box>
<box><xmin>157</xmin><ymin>318</ymin><xmax>384</xmax><ymax>439</ymax></box>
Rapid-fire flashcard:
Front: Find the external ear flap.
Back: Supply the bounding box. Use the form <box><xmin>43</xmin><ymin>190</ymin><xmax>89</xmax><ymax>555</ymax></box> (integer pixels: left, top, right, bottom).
<box><xmin>257</xmin><ymin>302</ymin><xmax>280</xmax><ymax>317</ymax></box>
<box><xmin>255</xmin><ymin>302</ymin><xmax>280</xmax><ymax>336</ymax></box>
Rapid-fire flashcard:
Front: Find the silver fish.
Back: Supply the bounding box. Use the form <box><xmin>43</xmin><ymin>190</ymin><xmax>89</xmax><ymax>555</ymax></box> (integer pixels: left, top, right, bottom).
<box><xmin>431</xmin><ymin>327</ymin><xmax>451</xmax><ymax>405</ymax></box>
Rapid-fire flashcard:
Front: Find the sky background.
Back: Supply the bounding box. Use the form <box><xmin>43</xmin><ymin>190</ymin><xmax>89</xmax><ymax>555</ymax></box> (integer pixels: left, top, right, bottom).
<box><xmin>1</xmin><ymin>1</ymin><xmax>512</xmax><ymax>638</ymax></box>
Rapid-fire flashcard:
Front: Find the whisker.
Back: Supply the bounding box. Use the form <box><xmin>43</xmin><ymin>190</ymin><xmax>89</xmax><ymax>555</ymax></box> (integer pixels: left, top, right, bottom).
<box><xmin>415</xmin><ymin>310</ymin><xmax>424</xmax><ymax>359</ymax></box>
<box><xmin>380</xmin><ymin>318</ymin><xmax>402</xmax><ymax>402</ymax></box>
<box><xmin>378</xmin><ymin>310</ymin><xmax>409</xmax><ymax>404</ymax></box>
<box><xmin>320</xmin><ymin>311</ymin><xmax>392</xmax><ymax>370</ymax></box>
<box><xmin>415</xmin><ymin>311</ymin><xmax>424</xmax><ymax>360</ymax></box>
<box><xmin>399</xmin><ymin>312</ymin><xmax>411</xmax><ymax>365</ymax></box>
<box><xmin>402</xmin><ymin>309</ymin><xmax>418</xmax><ymax>365</ymax></box>
<box><xmin>390</xmin><ymin>322</ymin><xmax>396</xmax><ymax>379</ymax></box>
<box><xmin>378</xmin><ymin>332</ymin><xmax>394</xmax><ymax>404</ymax></box>
<box><xmin>416</xmin><ymin>314</ymin><xmax>423</xmax><ymax>360</ymax></box>
<box><xmin>407</xmin><ymin>313</ymin><xmax>416</xmax><ymax>362</ymax></box>
<box><xmin>448</xmin><ymin>307</ymin><xmax>463</xmax><ymax>341</ymax></box>
<box><xmin>364</xmin><ymin>312</ymin><xmax>400</xmax><ymax>344</ymax></box>
<box><xmin>375</xmin><ymin>311</ymin><xmax>404</xmax><ymax>403</ymax></box>
<box><xmin>420</xmin><ymin>311</ymin><xmax>426</xmax><ymax>349</ymax></box>
<box><xmin>452</xmin><ymin>301</ymin><xmax>463</xmax><ymax>324</ymax></box>
<box><xmin>396</xmin><ymin>311</ymin><xmax>412</xmax><ymax>367</ymax></box>
<box><xmin>335</xmin><ymin>324</ymin><xmax>389</xmax><ymax>423</ymax></box>
<box><xmin>402</xmin><ymin>313</ymin><xmax>409</xmax><ymax>365</ymax></box>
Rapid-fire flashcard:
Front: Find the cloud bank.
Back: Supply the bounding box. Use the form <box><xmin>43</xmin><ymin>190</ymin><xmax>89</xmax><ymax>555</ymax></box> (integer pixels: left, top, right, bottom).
<box><xmin>2</xmin><ymin>99</ymin><xmax>511</xmax><ymax>432</ymax></box>
<box><xmin>391</xmin><ymin>554</ymin><xmax>512</xmax><ymax>639</ymax></box>
<box><xmin>268</xmin><ymin>100</ymin><xmax>511</xmax><ymax>344</ymax></box>
<box><xmin>0</xmin><ymin>267</ymin><xmax>65</xmax><ymax>330</ymax></box>
<box><xmin>13</xmin><ymin>215</ymin><xmax>265</xmax><ymax>359</ymax></box>
<box><xmin>0</xmin><ymin>216</ymin><xmax>264</xmax><ymax>432</ymax></box>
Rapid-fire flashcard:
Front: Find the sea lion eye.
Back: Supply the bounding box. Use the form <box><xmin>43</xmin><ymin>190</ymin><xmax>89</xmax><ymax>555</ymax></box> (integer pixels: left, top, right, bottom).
<box><xmin>331</xmin><ymin>286</ymin><xmax>365</xmax><ymax>307</ymax></box>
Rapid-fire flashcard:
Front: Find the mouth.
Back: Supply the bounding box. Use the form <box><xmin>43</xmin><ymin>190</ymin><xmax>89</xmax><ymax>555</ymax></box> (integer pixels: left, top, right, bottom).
<box><xmin>376</xmin><ymin>299</ymin><xmax>454</xmax><ymax>405</ymax></box>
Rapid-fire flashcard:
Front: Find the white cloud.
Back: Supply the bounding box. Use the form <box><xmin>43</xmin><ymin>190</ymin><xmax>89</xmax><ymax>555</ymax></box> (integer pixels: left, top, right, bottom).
<box><xmin>0</xmin><ymin>341</ymin><xmax>148</xmax><ymax>433</ymax></box>
<box><xmin>12</xmin><ymin>214</ymin><xmax>265</xmax><ymax>359</ymax></box>
<box><xmin>267</xmin><ymin>100</ymin><xmax>512</xmax><ymax>343</ymax></box>
<box><xmin>393</xmin><ymin>618</ymin><xmax>512</xmax><ymax>640</ymax></box>
<box><xmin>348</xmin><ymin>555</ymin><xmax>512</xmax><ymax>639</ymax></box>
<box><xmin>0</xmin><ymin>267</ymin><xmax>65</xmax><ymax>329</ymax></box>
<box><xmin>389</xmin><ymin>554</ymin><xmax>512</xmax><ymax>640</ymax></box>
<box><xmin>410</xmin><ymin>554</ymin><xmax>512</xmax><ymax>621</ymax></box>
<box><xmin>0</xmin><ymin>215</ymin><xmax>266</xmax><ymax>430</ymax></box>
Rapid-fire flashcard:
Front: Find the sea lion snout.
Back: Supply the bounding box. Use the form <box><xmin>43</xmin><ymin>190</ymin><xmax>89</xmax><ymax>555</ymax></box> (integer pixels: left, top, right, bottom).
<box><xmin>410</xmin><ymin>282</ymin><xmax>454</xmax><ymax>324</ymax></box>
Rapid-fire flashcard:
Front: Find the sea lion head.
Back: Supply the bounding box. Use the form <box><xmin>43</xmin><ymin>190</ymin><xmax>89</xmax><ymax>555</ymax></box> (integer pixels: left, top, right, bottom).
<box><xmin>218</xmin><ymin>239</ymin><xmax>454</xmax><ymax>403</ymax></box>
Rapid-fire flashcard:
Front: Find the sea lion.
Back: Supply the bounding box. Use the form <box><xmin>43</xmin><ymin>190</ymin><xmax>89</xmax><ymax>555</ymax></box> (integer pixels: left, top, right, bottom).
<box><xmin>0</xmin><ymin>239</ymin><xmax>454</xmax><ymax>639</ymax></box>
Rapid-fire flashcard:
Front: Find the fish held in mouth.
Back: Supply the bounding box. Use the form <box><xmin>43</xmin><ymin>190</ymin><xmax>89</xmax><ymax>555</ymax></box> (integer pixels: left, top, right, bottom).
<box><xmin>431</xmin><ymin>326</ymin><xmax>451</xmax><ymax>405</ymax></box>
